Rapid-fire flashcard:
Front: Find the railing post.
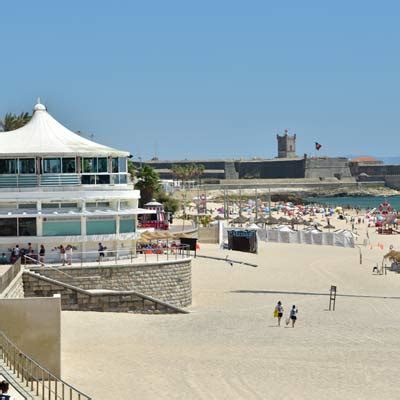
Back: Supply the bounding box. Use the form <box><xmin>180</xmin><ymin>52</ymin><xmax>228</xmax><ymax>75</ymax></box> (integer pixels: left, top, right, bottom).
<box><xmin>42</xmin><ymin>369</ymin><xmax>45</xmax><ymax>400</ymax></box>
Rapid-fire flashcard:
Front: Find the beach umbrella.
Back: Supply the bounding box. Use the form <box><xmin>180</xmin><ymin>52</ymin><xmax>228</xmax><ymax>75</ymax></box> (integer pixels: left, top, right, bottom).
<box><xmin>277</xmin><ymin>216</ymin><xmax>290</xmax><ymax>224</ymax></box>
<box><xmin>231</xmin><ymin>215</ymin><xmax>249</xmax><ymax>224</ymax></box>
<box><xmin>323</xmin><ymin>223</ymin><xmax>335</xmax><ymax>231</ymax></box>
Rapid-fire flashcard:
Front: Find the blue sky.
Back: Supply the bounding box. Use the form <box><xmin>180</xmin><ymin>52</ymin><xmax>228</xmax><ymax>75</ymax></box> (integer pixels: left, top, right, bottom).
<box><xmin>0</xmin><ymin>1</ymin><xmax>399</xmax><ymax>160</ymax></box>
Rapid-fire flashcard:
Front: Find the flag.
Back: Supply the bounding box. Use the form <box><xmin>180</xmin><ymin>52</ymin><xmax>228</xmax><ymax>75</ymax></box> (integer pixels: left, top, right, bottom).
<box><xmin>315</xmin><ymin>142</ymin><xmax>322</xmax><ymax>151</ymax></box>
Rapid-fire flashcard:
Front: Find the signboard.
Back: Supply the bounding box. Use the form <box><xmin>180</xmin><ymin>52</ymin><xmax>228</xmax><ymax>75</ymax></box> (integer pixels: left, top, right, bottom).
<box><xmin>179</xmin><ymin>237</ymin><xmax>198</xmax><ymax>256</ymax></box>
<box><xmin>227</xmin><ymin>230</ymin><xmax>258</xmax><ymax>254</ymax></box>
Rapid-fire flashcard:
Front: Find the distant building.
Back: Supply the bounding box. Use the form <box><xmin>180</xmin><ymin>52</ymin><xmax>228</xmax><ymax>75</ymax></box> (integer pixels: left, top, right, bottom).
<box><xmin>276</xmin><ymin>130</ymin><xmax>297</xmax><ymax>158</ymax></box>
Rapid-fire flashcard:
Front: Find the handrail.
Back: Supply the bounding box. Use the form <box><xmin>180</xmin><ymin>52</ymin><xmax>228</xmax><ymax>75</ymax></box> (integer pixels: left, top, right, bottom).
<box><xmin>23</xmin><ymin>255</ymin><xmax>75</xmax><ymax>279</ymax></box>
<box><xmin>0</xmin><ymin>330</ymin><xmax>91</xmax><ymax>399</ymax></box>
<box><xmin>23</xmin><ymin>244</ymin><xmax>193</xmax><ymax>268</ymax></box>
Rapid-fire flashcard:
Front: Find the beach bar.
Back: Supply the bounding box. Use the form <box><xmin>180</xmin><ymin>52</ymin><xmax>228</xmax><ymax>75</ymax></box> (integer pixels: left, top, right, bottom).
<box><xmin>0</xmin><ymin>100</ymin><xmax>151</xmax><ymax>262</ymax></box>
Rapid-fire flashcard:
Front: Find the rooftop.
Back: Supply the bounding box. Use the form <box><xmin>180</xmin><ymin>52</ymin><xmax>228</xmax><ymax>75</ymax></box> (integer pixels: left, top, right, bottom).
<box><xmin>0</xmin><ymin>100</ymin><xmax>129</xmax><ymax>157</ymax></box>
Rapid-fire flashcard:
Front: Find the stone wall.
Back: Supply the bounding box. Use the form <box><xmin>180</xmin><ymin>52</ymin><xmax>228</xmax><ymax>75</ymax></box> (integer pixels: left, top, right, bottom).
<box><xmin>22</xmin><ymin>272</ymin><xmax>187</xmax><ymax>314</ymax></box>
<box><xmin>305</xmin><ymin>157</ymin><xmax>352</xmax><ymax>179</ymax></box>
<box><xmin>27</xmin><ymin>258</ymin><xmax>192</xmax><ymax>307</ymax></box>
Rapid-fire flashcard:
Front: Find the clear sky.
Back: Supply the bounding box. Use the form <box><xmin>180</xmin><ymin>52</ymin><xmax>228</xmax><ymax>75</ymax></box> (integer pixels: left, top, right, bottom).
<box><xmin>1</xmin><ymin>1</ymin><xmax>399</xmax><ymax>161</ymax></box>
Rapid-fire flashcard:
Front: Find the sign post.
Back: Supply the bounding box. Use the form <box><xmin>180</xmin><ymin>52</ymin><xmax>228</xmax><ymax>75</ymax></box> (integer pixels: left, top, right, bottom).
<box><xmin>329</xmin><ymin>285</ymin><xmax>337</xmax><ymax>311</ymax></box>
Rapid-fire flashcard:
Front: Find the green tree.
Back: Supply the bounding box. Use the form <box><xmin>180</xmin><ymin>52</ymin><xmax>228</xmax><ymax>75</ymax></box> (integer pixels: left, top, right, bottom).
<box><xmin>127</xmin><ymin>159</ymin><xmax>136</xmax><ymax>182</ymax></box>
<box><xmin>171</xmin><ymin>163</ymin><xmax>204</xmax><ymax>187</ymax></box>
<box><xmin>0</xmin><ymin>112</ymin><xmax>31</xmax><ymax>131</ymax></box>
<box><xmin>155</xmin><ymin>190</ymin><xmax>179</xmax><ymax>214</ymax></box>
<box><xmin>135</xmin><ymin>165</ymin><xmax>160</xmax><ymax>205</ymax></box>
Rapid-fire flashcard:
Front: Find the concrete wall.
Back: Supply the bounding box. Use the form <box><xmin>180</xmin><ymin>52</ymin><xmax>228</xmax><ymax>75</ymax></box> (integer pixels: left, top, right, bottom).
<box><xmin>27</xmin><ymin>259</ymin><xmax>192</xmax><ymax>307</ymax></box>
<box><xmin>23</xmin><ymin>272</ymin><xmax>186</xmax><ymax>314</ymax></box>
<box><xmin>238</xmin><ymin>159</ymin><xmax>306</xmax><ymax>179</ymax></box>
<box><xmin>0</xmin><ymin>295</ymin><xmax>61</xmax><ymax>377</ymax></box>
<box><xmin>384</xmin><ymin>176</ymin><xmax>400</xmax><ymax>190</ymax></box>
<box><xmin>198</xmin><ymin>225</ymin><xmax>219</xmax><ymax>244</ymax></box>
<box><xmin>305</xmin><ymin>157</ymin><xmax>352</xmax><ymax>179</ymax></box>
<box><xmin>350</xmin><ymin>163</ymin><xmax>400</xmax><ymax>177</ymax></box>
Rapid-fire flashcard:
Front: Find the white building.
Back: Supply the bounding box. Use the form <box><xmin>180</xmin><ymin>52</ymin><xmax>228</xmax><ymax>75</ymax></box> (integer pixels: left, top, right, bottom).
<box><xmin>0</xmin><ymin>100</ymin><xmax>150</xmax><ymax>262</ymax></box>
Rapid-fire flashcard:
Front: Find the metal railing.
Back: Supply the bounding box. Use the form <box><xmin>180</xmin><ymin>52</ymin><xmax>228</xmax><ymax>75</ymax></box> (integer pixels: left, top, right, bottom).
<box><xmin>21</xmin><ymin>244</ymin><xmax>192</xmax><ymax>269</ymax></box>
<box><xmin>0</xmin><ymin>331</ymin><xmax>91</xmax><ymax>400</ymax></box>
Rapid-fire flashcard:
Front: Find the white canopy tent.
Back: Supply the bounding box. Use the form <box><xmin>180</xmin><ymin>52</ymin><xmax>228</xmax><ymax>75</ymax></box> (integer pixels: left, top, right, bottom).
<box><xmin>0</xmin><ymin>101</ymin><xmax>129</xmax><ymax>157</ymax></box>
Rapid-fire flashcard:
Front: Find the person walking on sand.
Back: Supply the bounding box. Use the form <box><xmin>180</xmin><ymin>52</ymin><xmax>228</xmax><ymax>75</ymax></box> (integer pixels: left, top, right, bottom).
<box><xmin>289</xmin><ymin>305</ymin><xmax>298</xmax><ymax>328</ymax></box>
<box><xmin>274</xmin><ymin>301</ymin><xmax>284</xmax><ymax>326</ymax></box>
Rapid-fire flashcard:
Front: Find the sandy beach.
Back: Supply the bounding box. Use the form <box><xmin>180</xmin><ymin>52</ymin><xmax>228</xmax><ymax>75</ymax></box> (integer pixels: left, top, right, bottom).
<box><xmin>61</xmin><ymin>215</ymin><xmax>400</xmax><ymax>399</ymax></box>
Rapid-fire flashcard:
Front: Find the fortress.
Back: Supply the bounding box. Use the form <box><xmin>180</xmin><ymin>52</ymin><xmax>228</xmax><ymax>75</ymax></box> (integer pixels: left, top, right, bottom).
<box><xmin>136</xmin><ymin>131</ymin><xmax>400</xmax><ymax>189</ymax></box>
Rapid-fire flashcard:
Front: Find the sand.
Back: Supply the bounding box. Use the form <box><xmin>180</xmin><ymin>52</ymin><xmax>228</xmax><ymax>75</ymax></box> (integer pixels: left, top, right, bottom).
<box><xmin>61</xmin><ymin>217</ymin><xmax>400</xmax><ymax>399</ymax></box>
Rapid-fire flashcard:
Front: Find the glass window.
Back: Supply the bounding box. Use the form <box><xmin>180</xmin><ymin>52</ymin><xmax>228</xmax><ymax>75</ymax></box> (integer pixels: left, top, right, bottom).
<box><xmin>82</xmin><ymin>158</ymin><xmax>97</xmax><ymax>173</ymax></box>
<box><xmin>62</xmin><ymin>158</ymin><xmax>76</xmax><ymax>173</ymax></box>
<box><xmin>118</xmin><ymin>157</ymin><xmax>127</xmax><ymax>173</ymax></box>
<box><xmin>43</xmin><ymin>158</ymin><xmax>61</xmax><ymax>174</ymax></box>
<box><xmin>118</xmin><ymin>175</ymin><xmax>127</xmax><ymax>184</ymax></box>
<box><xmin>0</xmin><ymin>219</ymin><xmax>17</xmax><ymax>236</ymax></box>
<box><xmin>81</xmin><ymin>175</ymin><xmax>96</xmax><ymax>185</ymax></box>
<box><xmin>0</xmin><ymin>159</ymin><xmax>16</xmax><ymax>174</ymax></box>
<box><xmin>112</xmin><ymin>158</ymin><xmax>118</xmax><ymax>173</ymax></box>
<box><xmin>18</xmin><ymin>218</ymin><xmax>37</xmax><ymax>236</ymax></box>
<box><xmin>98</xmin><ymin>158</ymin><xmax>108</xmax><ymax>173</ymax></box>
<box><xmin>60</xmin><ymin>203</ymin><xmax>78</xmax><ymax>208</ymax></box>
<box><xmin>18</xmin><ymin>203</ymin><xmax>36</xmax><ymax>209</ymax></box>
<box><xmin>87</xmin><ymin>218</ymin><xmax>116</xmax><ymax>235</ymax></box>
<box><xmin>96</xmin><ymin>175</ymin><xmax>110</xmax><ymax>184</ymax></box>
<box><xmin>18</xmin><ymin>159</ymin><xmax>35</xmax><ymax>174</ymax></box>
<box><xmin>97</xmin><ymin>202</ymin><xmax>110</xmax><ymax>207</ymax></box>
<box><xmin>120</xmin><ymin>218</ymin><xmax>135</xmax><ymax>233</ymax></box>
<box><xmin>42</xmin><ymin>203</ymin><xmax>60</xmax><ymax>209</ymax></box>
<box><xmin>43</xmin><ymin>219</ymin><xmax>81</xmax><ymax>236</ymax></box>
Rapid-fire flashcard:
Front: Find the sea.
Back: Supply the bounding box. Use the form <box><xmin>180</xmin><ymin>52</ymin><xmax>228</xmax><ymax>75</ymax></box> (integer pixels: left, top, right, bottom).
<box><xmin>306</xmin><ymin>195</ymin><xmax>400</xmax><ymax>210</ymax></box>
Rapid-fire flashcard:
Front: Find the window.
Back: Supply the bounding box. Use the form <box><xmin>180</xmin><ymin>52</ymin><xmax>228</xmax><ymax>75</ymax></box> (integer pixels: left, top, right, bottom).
<box><xmin>43</xmin><ymin>158</ymin><xmax>61</xmax><ymax>174</ymax></box>
<box><xmin>120</xmin><ymin>217</ymin><xmax>135</xmax><ymax>233</ymax></box>
<box><xmin>0</xmin><ymin>159</ymin><xmax>16</xmax><ymax>174</ymax></box>
<box><xmin>18</xmin><ymin>159</ymin><xmax>35</xmax><ymax>174</ymax></box>
<box><xmin>112</xmin><ymin>158</ymin><xmax>118</xmax><ymax>173</ymax></box>
<box><xmin>118</xmin><ymin>157</ymin><xmax>127</xmax><ymax>173</ymax></box>
<box><xmin>97</xmin><ymin>158</ymin><xmax>108</xmax><ymax>173</ymax></box>
<box><xmin>81</xmin><ymin>175</ymin><xmax>96</xmax><ymax>185</ymax></box>
<box><xmin>62</xmin><ymin>158</ymin><xmax>76</xmax><ymax>173</ymax></box>
<box><xmin>118</xmin><ymin>175</ymin><xmax>127</xmax><ymax>184</ymax></box>
<box><xmin>43</xmin><ymin>219</ymin><xmax>81</xmax><ymax>236</ymax></box>
<box><xmin>18</xmin><ymin>218</ymin><xmax>37</xmax><ymax>236</ymax></box>
<box><xmin>42</xmin><ymin>203</ymin><xmax>60</xmax><ymax>209</ymax></box>
<box><xmin>18</xmin><ymin>203</ymin><xmax>36</xmax><ymax>209</ymax></box>
<box><xmin>96</xmin><ymin>175</ymin><xmax>110</xmax><ymax>184</ymax></box>
<box><xmin>0</xmin><ymin>219</ymin><xmax>17</xmax><ymax>236</ymax></box>
<box><xmin>82</xmin><ymin>158</ymin><xmax>97</xmax><ymax>173</ymax></box>
<box><xmin>60</xmin><ymin>203</ymin><xmax>78</xmax><ymax>208</ymax></box>
<box><xmin>87</xmin><ymin>218</ymin><xmax>116</xmax><ymax>235</ymax></box>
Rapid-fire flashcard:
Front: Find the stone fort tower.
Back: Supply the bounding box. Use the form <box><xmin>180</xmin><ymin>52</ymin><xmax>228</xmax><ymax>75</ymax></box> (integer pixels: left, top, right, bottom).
<box><xmin>276</xmin><ymin>130</ymin><xmax>297</xmax><ymax>158</ymax></box>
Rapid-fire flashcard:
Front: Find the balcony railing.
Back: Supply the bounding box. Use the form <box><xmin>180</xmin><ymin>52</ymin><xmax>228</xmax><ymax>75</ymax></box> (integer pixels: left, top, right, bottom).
<box><xmin>0</xmin><ymin>174</ymin><xmax>129</xmax><ymax>188</ymax></box>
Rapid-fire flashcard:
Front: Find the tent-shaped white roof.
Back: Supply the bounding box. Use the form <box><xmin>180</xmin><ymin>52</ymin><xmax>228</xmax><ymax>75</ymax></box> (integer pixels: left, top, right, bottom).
<box><xmin>0</xmin><ymin>101</ymin><xmax>130</xmax><ymax>157</ymax></box>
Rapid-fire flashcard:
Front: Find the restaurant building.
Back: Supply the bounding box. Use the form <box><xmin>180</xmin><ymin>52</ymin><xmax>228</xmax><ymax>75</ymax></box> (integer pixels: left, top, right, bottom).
<box><xmin>0</xmin><ymin>100</ymin><xmax>148</xmax><ymax>262</ymax></box>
